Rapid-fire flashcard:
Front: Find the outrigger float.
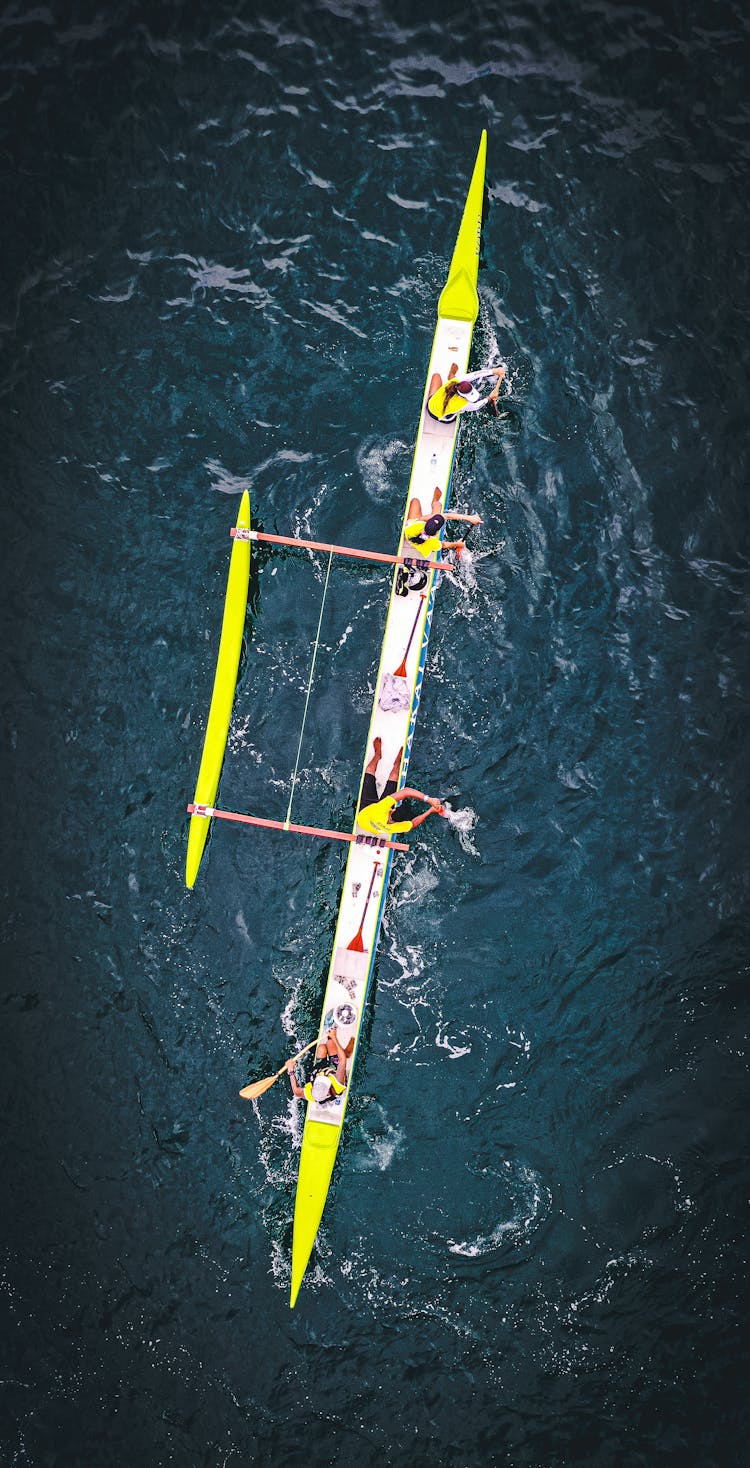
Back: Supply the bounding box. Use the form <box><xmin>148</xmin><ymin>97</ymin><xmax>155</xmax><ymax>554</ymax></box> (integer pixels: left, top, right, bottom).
<box><xmin>185</xmin><ymin>133</ymin><xmax>489</xmax><ymax>1307</ymax></box>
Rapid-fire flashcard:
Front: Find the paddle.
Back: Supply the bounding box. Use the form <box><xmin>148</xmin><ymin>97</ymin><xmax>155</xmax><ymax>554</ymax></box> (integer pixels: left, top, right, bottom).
<box><xmin>239</xmin><ymin>1039</ymin><xmax>318</xmax><ymax>1101</ymax></box>
<box><xmin>393</xmin><ymin>596</ymin><xmax>426</xmax><ymax>680</ymax></box>
<box><xmin>347</xmin><ymin>861</ymin><xmax>381</xmax><ymax>952</ymax></box>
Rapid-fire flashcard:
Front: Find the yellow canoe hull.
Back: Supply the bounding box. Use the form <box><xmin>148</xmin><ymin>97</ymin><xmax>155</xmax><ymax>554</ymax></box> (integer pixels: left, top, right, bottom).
<box><xmin>290</xmin><ymin>133</ymin><xmax>487</xmax><ymax>1305</ymax></box>
<box><xmin>185</xmin><ymin>491</ymin><xmax>251</xmax><ymax>889</ymax></box>
<box><xmin>290</xmin><ymin>1121</ymin><xmax>339</xmax><ymax>1308</ymax></box>
<box><xmin>437</xmin><ymin>129</ymin><xmax>486</xmax><ymax>324</ymax></box>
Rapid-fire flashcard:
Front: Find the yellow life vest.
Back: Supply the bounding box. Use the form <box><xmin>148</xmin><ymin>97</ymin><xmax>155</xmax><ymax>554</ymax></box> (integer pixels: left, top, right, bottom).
<box><xmin>304</xmin><ymin>1071</ymin><xmax>346</xmax><ymax>1103</ymax></box>
<box><xmin>357</xmin><ymin>795</ymin><xmax>413</xmax><ymax>837</ymax></box>
<box><xmin>427</xmin><ymin>383</ymin><xmax>469</xmax><ymax>421</ymax></box>
<box><xmin>404</xmin><ymin>521</ymin><xmax>442</xmax><ymax>560</ymax></box>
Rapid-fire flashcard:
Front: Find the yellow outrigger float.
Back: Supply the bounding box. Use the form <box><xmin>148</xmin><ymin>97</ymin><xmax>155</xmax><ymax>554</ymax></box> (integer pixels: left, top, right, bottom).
<box><xmin>185</xmin><ymin>491</ymin><xmax>251</xmax><ymax>889</ymax></box>
<box><xmin>184</xmin><ymin>135</ymin><xmax>490</xmax><ymax>1308</ymax></box>
<box><xmin>290</xmin><ymin>133</ymin><xmax>488</xmax><ymax>1306</ymax></box>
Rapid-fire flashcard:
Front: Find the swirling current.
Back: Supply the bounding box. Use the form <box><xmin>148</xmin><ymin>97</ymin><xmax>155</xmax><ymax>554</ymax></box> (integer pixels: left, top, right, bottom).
<box><xmin>1</xmin><ymin>2</ymin><xmax>749</xmax><ymax>1464</ymax></box>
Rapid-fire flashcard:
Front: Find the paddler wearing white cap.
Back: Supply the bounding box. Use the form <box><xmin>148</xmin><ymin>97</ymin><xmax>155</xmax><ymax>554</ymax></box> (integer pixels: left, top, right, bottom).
<box><xmin>426</xmin><ymin>362</ymin><xmax>507</xmax><ymax>422</ymax></box>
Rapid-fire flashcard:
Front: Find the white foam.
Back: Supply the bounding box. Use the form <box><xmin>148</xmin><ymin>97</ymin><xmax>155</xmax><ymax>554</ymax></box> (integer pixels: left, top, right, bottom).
<box><xmin>441</xmin><ymin>801</ymin><xmax>479</xmax><ymax>857</ymax></box>
<box><xmin>447</xmin><ymin>1163</ymin><xmax>550</xmax><ymax>1257</ymax></box>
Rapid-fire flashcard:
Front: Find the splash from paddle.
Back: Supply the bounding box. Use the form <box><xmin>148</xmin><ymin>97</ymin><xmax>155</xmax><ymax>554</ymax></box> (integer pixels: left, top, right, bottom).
<box><xmin>437</xmin><ymin>800</ymin><xmax>478</xmax><ymax>855</ymax></box>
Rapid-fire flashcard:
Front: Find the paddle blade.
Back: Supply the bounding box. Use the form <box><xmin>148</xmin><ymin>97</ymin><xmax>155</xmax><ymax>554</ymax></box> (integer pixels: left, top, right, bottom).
<box><xmin>347</xmin><ymin>929</ymin><xmax>365</xmax><ymax>953</ymax></box>
<box><xmin>239</xmin><ymin>1075</ymin><xmax>278</xmax><ymax>1100</ymax></box>
<box><xmin>392</xmin><ymin>660</ymin><xmax>407</xmax><ymax>680</ymax></box>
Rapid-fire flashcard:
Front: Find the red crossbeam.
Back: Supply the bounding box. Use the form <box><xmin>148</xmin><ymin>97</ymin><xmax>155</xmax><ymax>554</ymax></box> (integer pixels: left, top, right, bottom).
<box><xmin>187</xmin><ymin>804</ymin><xmax>408</xmax><ymax>853</ymax></box>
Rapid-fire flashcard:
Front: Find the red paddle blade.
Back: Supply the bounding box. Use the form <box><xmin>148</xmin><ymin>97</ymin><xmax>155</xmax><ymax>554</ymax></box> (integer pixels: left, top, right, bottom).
<box><xmin>392</xmin><ymin>595</ymin><xmax>425</xmax><ymax>680</ymax></box>
<box><xmin>348</xmin><ymin>858</ymin><xmax>381</xmax><ymax>950</ymax></box>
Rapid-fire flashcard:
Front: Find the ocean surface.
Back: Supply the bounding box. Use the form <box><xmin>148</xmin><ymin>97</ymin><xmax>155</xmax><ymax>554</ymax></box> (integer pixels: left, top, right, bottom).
<box><xmin>2</xmin><ymin>2</ymin><xmax>749</xmax><ymax>1464</ymax></box>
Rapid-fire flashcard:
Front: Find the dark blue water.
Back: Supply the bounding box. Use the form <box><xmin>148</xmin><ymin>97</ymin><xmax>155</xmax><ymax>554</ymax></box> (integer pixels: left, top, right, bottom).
<box><xmin>2</xmin><ymin>2</ymin><xmax>749</xmax><ymax>1463</ymax></box>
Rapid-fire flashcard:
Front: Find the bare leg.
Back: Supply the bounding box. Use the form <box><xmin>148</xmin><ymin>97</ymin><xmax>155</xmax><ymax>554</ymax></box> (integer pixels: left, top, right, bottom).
<box><xmin>388</xmin><ymin>746</ymin><xmax>404</xmax><ymax>783</ymax></box>
<box><xmin>431</xmin><ymin>487</ymin><xmax>443</xmax><ymax>514</ymax></box>
<box><xmin>429</xmin><ymin>362</ymin><xmax>459</xmax><ymax>402</ymax></box>
<box><xmin>365</xmin><ymin>737</ymin><xmax>382</xmax><ymax>776</ymax></box>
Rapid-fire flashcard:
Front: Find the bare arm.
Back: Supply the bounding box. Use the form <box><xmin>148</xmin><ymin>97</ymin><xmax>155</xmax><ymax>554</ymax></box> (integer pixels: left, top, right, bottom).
<box><xmin>286</xmin><ymin>1059</ymin><xmax>305</xmax><ymax>1098</ymax></box>
<box><xmin>462</xmin><ymin>365</ymin><xmax>507</xmax><ymax>387</ymax></box>
<box><xmin>463</xmin><ymin>366</ymin><xmax>507</xmax><ymax>411</ymax></box>
<box><xmin>389</xmin><ymin>789</ymin><xmax>445</xmax><ymax>829</ymax></box>
<box><xmin>409</xmin><ymin>804</ymin><xmax>443</xmax><ymax>829</ymax></box>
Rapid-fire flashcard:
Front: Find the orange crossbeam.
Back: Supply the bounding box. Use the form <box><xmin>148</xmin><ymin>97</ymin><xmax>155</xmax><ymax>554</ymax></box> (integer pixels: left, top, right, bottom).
<box><xmin>187</xmin><ymin>803</ymin><xmax>408</xmax><ymax>853</ymax></box>
<box><xmin>230</xmin><ymin>526</ymin><xmax>451</xmax><ymax>574</ymax></box>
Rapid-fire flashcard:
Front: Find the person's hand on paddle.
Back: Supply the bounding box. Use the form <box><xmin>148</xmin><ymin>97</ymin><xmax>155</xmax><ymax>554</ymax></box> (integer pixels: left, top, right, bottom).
<box><xmin>239</xmin><ymin>1039</ymin><xmax>319</xmax><ymax>1101</ymax></box>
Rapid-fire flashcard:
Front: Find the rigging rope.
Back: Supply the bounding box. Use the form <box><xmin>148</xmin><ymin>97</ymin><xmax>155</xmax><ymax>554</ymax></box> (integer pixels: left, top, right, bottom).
<box><xmin>285</xmin><ymin>548</ymin><xmax>334</xmax><ymax>829</ymax></box>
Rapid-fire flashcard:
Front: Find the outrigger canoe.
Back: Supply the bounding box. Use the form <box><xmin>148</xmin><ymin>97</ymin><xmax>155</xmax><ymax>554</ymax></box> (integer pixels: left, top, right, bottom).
<box><xmin>290</xmin><ymin>132</ymin><xmax>487</xmax><ymax>1306</ymax></box>
<box><xmin>184</xmin><ymin>132</ymin><xmax>489</xmax><ymax>1308</ymax></box>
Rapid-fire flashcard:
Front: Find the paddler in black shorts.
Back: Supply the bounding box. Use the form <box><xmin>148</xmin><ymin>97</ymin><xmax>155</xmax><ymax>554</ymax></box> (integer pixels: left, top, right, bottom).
<box><xmin>356</xmin><ymin>738</ymin><xmax>444</xmax><ymax>839</ymax></box>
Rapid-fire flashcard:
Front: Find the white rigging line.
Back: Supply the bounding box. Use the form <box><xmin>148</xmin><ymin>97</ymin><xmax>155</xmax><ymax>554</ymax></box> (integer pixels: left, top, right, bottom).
<box><xmin>285</xmin><ymin>548</ymin><xmax>334</xmax><ymax>829</ymax></box>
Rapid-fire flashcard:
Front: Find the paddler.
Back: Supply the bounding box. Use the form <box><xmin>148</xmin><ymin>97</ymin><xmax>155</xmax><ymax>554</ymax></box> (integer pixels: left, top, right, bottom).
<box><xmin>286</xmin><ymin>1028</ymin><xmax>348</xmax><ymax>1105</ymax></box>
<box><xmin>403</xmin><ymin>489</ymin><xmax>482</xmax><ymax>562</ymax></box>
<box><xmin>408</xmin><ymin>487</ymin><xmax>480</xmax><ymax>529</ymax></box>
<box><xmin>394</xmin><ymin>492</ymin><xmax>482</xmax><ymax>591</ymax></box>
<box><xmin>357</xmin><ymin>738</ymin><xmax>444</xmax><ymax>839</ymax></box>
<box><xmin>426</xmin><ymin>363</ymin><xmax>507</xmax><ymax>422</ymax></box>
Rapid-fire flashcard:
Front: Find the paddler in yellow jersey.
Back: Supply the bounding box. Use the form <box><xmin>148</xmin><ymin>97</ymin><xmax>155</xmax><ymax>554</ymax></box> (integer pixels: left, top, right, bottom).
<box><xmin>426</xmin><ymin>363</ymin><xmax>507</xmax><ymax>423</ymax></box>
<box><xmin>356</xmin><ymin>738</ymin><xmax>445</xmax><ymax>839</ymax></box>
<box><xmin>402</xmin><ymin>490</ymin><xmax>482</xmax><ymax>562</ymax></box>
<box><xmin>394</xmin><ymin>491</ymin><xmax>482</xmax><ymax>594</ymax></box>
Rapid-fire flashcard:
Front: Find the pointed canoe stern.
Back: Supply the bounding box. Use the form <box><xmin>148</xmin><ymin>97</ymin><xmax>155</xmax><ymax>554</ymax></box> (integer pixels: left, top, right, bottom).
<box><xmin>437</xmin><ymin>129</ymin><xmax>486</xmax><ymax>324</ymax></box>
<box><xmin>290</xmin><ymin>1119</ymin><xmax>341</xmax><ymax>1308</ymax></box>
